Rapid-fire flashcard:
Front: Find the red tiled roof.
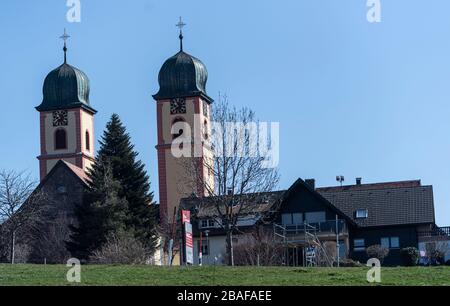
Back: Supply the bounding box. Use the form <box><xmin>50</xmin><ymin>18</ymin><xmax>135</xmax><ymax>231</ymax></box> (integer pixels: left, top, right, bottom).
<box><xmin>61</xmin><ymin>161</ymin><xmax>90</xmax><ymax>184</ymax></box>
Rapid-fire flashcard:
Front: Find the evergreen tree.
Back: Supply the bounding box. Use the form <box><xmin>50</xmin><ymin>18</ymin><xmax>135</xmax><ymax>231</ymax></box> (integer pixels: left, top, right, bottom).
<box><xmin>67</xmin><ymin>163</ymin><xmax>130</xmax><ymax>260</ymax></box>
<box><xmin>68</xmin><ymin>114</ymin><xmax>158</xmax><ymax>259</ymax></box>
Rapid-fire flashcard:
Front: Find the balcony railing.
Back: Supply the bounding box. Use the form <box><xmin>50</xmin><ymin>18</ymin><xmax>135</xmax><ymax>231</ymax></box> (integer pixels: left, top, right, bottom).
<box><xmin>274</xmin><ymin>220</ymin><xmax>347</xmax><ymax>238</ymax></box>
<box><xmin>418</xmin><ymin>226</ymin><xmax>450</xmax><ymax>238</ymax></box>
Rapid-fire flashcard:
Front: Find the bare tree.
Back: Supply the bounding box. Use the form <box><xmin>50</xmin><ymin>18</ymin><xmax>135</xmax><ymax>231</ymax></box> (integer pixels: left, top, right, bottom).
<box><xmin>233</xmin><ymin>227</ymin><xmax>283</xmax><ymax>266</ymax></box>
<box><xmin>184</xmin><ymin>95</ymin><xmax>279</xmax><ymax>266</ymax></box>
<box><xmin>30</xmin><ymin>213</ymin><xmax>73</xmax><ymax>264</ymax></box>
<box><xmin>0</xmin><ymin>170</ymin><xmax>46</xmax><ymax>264</ymax></box>
<box><xmin>156</xmin><ymin>208</ymin><xmax>182</xmax><ymax>266</ymax></box>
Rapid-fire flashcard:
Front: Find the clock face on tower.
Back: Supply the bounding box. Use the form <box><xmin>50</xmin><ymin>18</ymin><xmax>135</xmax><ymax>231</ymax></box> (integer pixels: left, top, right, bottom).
<box><xmin>52</xmin><ymin>110</ymin><xmax>68</xmax><ymax>126</ymax></box>
<box><xmin>170</xmin><ymin>98</ymin><xmax>186</xmax><ymax>114</ymax></box>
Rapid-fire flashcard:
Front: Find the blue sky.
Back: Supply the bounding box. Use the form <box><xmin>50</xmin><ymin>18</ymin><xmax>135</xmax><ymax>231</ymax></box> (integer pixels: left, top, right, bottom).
<box><xmin>0</xmin><ymin>0</ymin><xmax>449</xmax><ymax>225</ymax></box>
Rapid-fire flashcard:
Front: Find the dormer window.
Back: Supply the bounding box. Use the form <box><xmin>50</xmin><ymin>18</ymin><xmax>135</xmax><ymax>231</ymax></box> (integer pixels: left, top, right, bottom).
<box><xmin>355</xmin><ymin>209</ymin><xmax>368</xmax><ymax>219</ymax></box>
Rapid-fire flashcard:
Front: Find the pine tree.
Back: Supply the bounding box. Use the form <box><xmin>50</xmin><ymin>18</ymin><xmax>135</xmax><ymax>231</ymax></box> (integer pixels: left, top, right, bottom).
<box><xmin>96</xmin><ymin>114</ymin><xmax>158</xmax><ymax>246</ymax></box>
<box><xmin>67</xmin><ymin>163</ymin><xmax>130</xmax><ymax>260</ymax></box>
<box><xmin>68</xmin><ymin>114</ymin><xmax>158</xmax><ymax>259</ymax></box>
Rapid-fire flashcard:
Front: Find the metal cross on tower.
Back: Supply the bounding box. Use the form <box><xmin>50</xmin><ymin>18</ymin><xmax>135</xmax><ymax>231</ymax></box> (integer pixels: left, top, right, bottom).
<box><xmin>176</xmin><ymin>17</ymin><xmax>186</xmax><ymax>51</ymax></box>
<box><xmin>60</xmin><ymin>29</ymin><xmax>70</xmax><ymax>63</ymax></box>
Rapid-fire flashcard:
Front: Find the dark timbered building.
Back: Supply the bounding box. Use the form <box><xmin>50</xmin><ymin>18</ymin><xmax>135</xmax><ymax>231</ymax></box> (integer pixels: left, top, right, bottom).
<box><xmin>181</xmin><ymin>178</ymin><xmax>449</xmax><ymax>266</ymax></box>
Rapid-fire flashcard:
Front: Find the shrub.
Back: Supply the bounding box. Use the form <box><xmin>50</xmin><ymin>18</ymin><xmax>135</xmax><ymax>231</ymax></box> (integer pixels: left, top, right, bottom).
<box><xmin>366</xmin><ymin>245</ymin><xmax>389</xmax><ymax>263</ymax></box>
<box><xmin>400</xmin><ymin>247</ymin><xmax>419</xmax><ymax>266</ymax></box>
<box><xmin>425</xmin><ymin>242</ymin><xmax>448</xmax><ymax>265</ymax></box>
<box><xmin>435</xmin><ymin>251</ymin><xmax>446</xmax><ymax>265</ymax></box>
<box><xmin>90</xmin><ymin>231</ymin><xmax>149</xmax><ymax>265</ymax></box>
<box><xmin>446</xmin><ymin>259</ymin><xmax>450</xmax><ymax>266</ymax></box>
<box><xmin>339</xmin><ymin>259</ymin><xmax>363</xmax><ymax>267</ymax></box>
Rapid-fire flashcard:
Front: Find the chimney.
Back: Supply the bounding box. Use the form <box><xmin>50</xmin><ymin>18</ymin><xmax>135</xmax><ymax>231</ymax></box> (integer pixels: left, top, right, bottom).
<box><xmin>305</xmin><ymin>179</ymin><xmax>316</xmax><ymax>190</ymax></box>
<box><xmin>356</xmin><ymin>177</ymin><xmax>362</xmax><ymax>185</ymax></box>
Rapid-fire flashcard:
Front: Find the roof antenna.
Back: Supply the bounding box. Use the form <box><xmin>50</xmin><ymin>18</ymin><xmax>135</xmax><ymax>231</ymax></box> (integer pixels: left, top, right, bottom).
<box><xmin>336</xmin><ymin>175</ymin><xmax>345</xmax><ymax>187</ymax></box>
<box><xmin>176</xmin><ymin>17</ymin><xmax>186</xmax><ymax>52</ymax></box>
<box><xmin>60</xmin><ymin>28</ymin><xmax>70</xmax><ymax>63</ymax></box>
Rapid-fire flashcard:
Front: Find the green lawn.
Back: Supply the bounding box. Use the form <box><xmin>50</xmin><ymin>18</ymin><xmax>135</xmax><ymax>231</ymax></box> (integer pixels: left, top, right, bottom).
<box><xmin>0</xmin><ymin>265</ymin><xmax>449</xmax><ymax>286</ymax></box>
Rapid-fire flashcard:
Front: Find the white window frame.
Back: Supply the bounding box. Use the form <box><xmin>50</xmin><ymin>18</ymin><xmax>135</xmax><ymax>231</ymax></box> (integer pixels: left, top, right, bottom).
<box><xmin>355</xmin><ymin>209</ymin><xmax>368</xmax><ymax>219</ymax></box>
<box><xmin>199</xmin><ymin>219</ymin><xmax>216</xmax><ymax>229</ymax></box>
<box><xmin>354</xmin><ymin>239</ymin><xmax>365</xmax><ymax>252</ymax></box>
<box><xmin>390</xmin><ymin>237</ymin><xmax>400</xmax><ymax>249</ymax></box>
<box><xmin>381</xmin><ymin>237</ymin><xmax>390</xmax><ymax>249</ymax></box>
<box><xmin>381</xmin><ymin>237</ymin><xmax>400</xmax><ymax>249</ymax></box>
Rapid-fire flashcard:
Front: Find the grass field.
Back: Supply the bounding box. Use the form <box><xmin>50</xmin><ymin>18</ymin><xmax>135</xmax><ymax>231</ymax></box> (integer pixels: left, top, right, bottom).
<box><xmin>0</xmin><ymin>265</ymin><xmax>449</xmax><ymax>286</ymax></box>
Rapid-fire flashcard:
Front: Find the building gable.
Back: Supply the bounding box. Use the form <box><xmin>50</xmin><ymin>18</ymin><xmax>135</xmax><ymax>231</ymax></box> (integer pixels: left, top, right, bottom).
<box><xmin>276</xmin><ymin>179</ymin><xmax>355</xmax><ymax>226</ymax></box>
<box><xmin>35</xmin><ymin>160</ymin><xmax>88</xmax><ymax>217</ymax></box>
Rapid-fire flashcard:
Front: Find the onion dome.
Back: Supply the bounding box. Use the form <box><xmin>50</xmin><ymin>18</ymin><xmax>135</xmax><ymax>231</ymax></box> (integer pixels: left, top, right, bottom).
<box><xmin>36</xmin><ymin>30</ymin><xmax>96</xmax><ymax>113</ymax></box>
<box><xmin>153</xmin><ymin>19</ymin><xmax>213</xmax><ymax>102</ymax></box>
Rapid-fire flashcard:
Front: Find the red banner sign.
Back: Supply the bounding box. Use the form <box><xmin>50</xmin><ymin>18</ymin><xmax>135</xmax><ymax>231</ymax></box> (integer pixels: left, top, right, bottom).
<box><xmin>182</xmin><ymin>210</ymin><xmax>191</xmax><ymax>224</ymax></box>
<box><xmin>186</xmin><ymin>231</ymin><xmax>193</xmax><ymax>248</ymax></box>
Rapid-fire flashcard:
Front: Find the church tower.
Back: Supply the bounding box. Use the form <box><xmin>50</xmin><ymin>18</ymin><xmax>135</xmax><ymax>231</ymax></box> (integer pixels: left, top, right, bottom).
<box><xmin>36</xmin><ymin>30</ymin><xmax>96</xmax><ymax>181</ymax></box>
<box><xmin>154</xmin><ymin>19</ymin><xmax>214</xmax><ymax>223</ymax></box>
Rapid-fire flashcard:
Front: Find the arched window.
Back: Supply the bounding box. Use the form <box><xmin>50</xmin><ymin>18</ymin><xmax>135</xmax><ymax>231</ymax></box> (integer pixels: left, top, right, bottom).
<box><xmin>172</xmin><ymin>117</ymin><xmax>185</xmax><ymax>139</ymax></box>
<box><xmin>55</xmin><ymin>129</ymin><xmax>67</xmax><ymax>150</ymax></box>
<box><xmin>85</xmin><ymin>131</ymin><xmax>90</xmax><ymax>151</ymax></box>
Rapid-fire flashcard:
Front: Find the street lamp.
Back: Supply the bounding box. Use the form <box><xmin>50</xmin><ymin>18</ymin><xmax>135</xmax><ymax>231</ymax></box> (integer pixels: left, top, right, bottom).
<box><xmin>204</xmin><ymin>230</ymin><xmax>210</xmax><ymax>265</ymax></box>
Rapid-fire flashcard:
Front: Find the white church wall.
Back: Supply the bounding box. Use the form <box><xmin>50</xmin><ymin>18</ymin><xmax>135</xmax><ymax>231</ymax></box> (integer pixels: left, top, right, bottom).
<box><xmin>43</xmin><ymin>110</ymin><xmax>78</xmax><ymax>154</ymax></box>
<box><xmin>80</xmin><ymin>109</ymin><xmax>95</xmax><ymax>157</ymax></box>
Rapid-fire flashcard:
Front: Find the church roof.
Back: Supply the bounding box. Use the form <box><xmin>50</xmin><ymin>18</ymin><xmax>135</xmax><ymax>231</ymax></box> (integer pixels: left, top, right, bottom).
<box><xmin>36</xmin><ymin>63</ymin><xmax>96</xmax><ymax>113</ymax></box>
<box><xmin>36</xmin><ymin>31</ymin><xmax>96</xmax><ymax>113</ymax></box>
<box><xmin>153</xmin><ymin>51</ymin><xmax>212</xmax><ymax>102</ymax></box>
<box><xmin>60</xmin><ymin>161</ymin><xmax>90</xmax><ymax>185</ymax></box>
<box><xmin>153</xmin><ymin>23</ymin><xmax>213</xmax><ymax>102</ymax></box>
<box><xmin>38</xmin><ymin>160</ymin><xmax>90</xmax><ymax>188</ymax></box>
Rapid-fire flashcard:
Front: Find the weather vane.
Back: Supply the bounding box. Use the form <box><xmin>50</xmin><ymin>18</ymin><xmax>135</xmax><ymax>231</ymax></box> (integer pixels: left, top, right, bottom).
<box><xmin>176</xmin><ymin>17</ymin><xmax>186</xmax><ymax>51</ymax></box>
<box><xmin>60</xmin><ymin>28</ymin><xmax>70</xmax><ymax>63</ymax></box>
